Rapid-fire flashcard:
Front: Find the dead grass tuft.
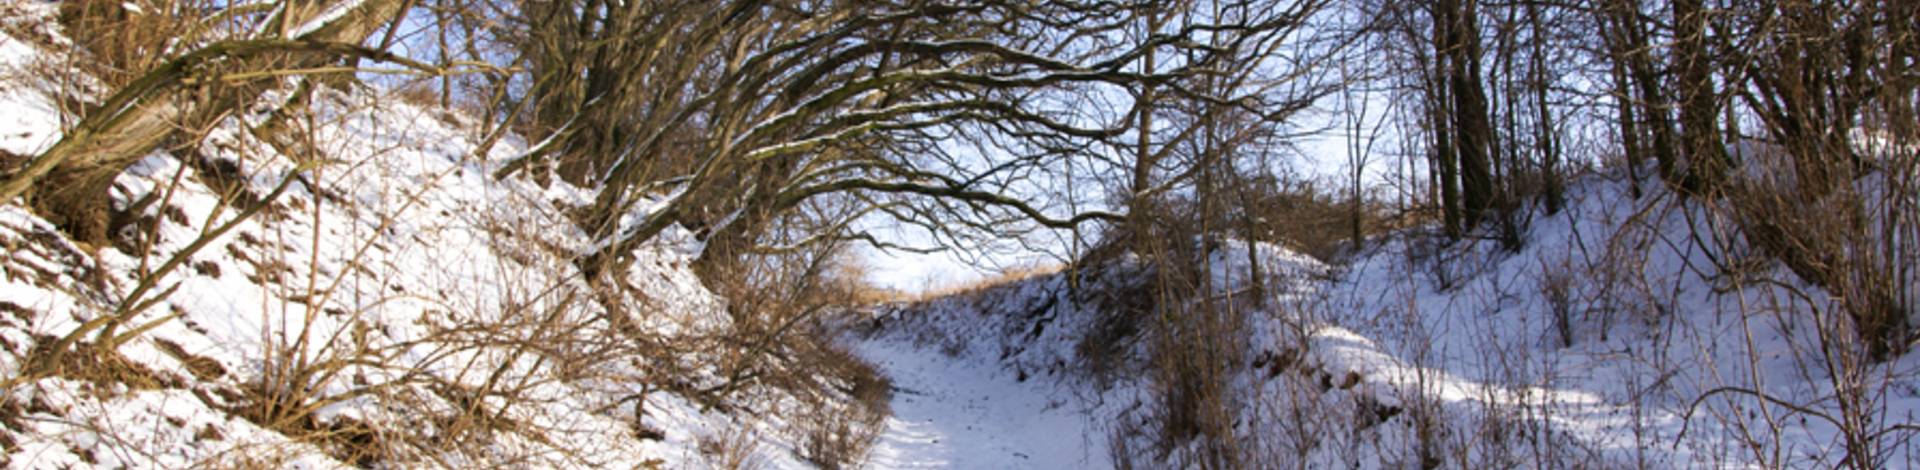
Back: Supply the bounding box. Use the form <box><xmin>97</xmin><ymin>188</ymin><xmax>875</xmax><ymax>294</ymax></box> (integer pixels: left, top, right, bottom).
<box><xmin>231</xmin><ymin>380</ymin><xmax>396</xmax><ymax>468</ymax></box>
<box><xmin>152</xmin><ymin>337</ymin><xmax>227</xmax><ymax>381</ymax></box>
<box><xmin>901</xmin><ymin>263</ymin><xmax>1066</xmax><ymax>304</ymax></box>
<box><xmin>1072</xmin><ymin>265</ymin><xmax>1154</xmax><ymax>387</ymax></box>
<box><xmin>23</xmin><ymin>336</ymin><xmax>174</xmax><ymax>391</ymax></box>
<box><xmin>700</xmin><ymin>423</ymin><xmax>767</xmax><ymax>470</ymax></box>
<box><xmin>55</xmin><ymin>0</ymin><xmax>208</xmax><ymax>90</ymax></box>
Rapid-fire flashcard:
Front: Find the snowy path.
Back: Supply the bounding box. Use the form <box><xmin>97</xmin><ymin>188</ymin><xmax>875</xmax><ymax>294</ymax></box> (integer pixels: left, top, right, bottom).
<box><xmin>854</xmin><ymin>337</ymin><xmax>1108</xmax><ymax>469</ymax></box>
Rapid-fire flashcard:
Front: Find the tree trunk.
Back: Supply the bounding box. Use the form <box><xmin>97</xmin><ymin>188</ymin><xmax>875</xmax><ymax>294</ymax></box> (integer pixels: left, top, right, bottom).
<box><xmin>1439</xmin><ymin>0</ymin><xmax>1497</xmax><ymax>231</ymax></box>
<box><xmin>1674</xmin><ymin>0</ymin><xmax>1728</xmax><ymax>195</ymax></box>
<box><xmin>1597</xmin><ymin>3</ymin><xmax>1645</xmax><ymax>199</ymax></box>
<box><xmin>1130</xmin><ymin>9</ymin><xmax>1165</xmax><ymax>251</ymax></box>
<box><xmin>1610</xmin><ymin>0</ymin><xmax>1681</xmax><ymax>188</ymax></box>
<box><xmin>1528</xmin><ymin>1</ymin><xmax>1563</xmax><ymax>214</ymax></box>
<box><xmin>2</xmin><ymin>0</ymin><xmax>405</xmax><ymax>245</ymax></box>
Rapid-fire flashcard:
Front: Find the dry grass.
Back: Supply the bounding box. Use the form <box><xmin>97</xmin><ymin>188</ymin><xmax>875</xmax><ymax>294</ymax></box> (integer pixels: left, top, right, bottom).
<box><xmin>1538</xmin><ymin>256</ymin><xmax>1577</xmax><ymax>348</ymax></box>
<box><xmin>55</xmin><ymin>1</ymin><xmax>217</xmax><ymax>90</ymax></box>
<box><xmin>1090</xmin><ymin>202</ymin><xmax>1259</xmax><ymax>467</ymax></box>
<box><xmin>1220</xmin><ymin>176</ymin><xmax>1397</xmax><ymax>262</ymax></box>
<box><xmin>700</xmin><ymin>423</ymin><xmax>767</xmax><ymax>470</ymax></box>
<box><xmin>1696</xmin><ymin>142</ymin><xmax>1920</xmax><ymax>467</ymax></box>
<box><xmin>893</xmin><ymin>262</ymin><xmax>1066</xmax><ymax>305</ymax></box>
<box><xmin>0</xmin><ymin>9</ymin><xmax>909</xmax><ymax>469</ymax></box>
<box><xmin>770</xmin><ymin>327</ymin><xmax>891</xmax><ymax>469</ymax></box>
<box><xmin>1725</xmin><ymin>163</ymin><xmax>1908</xmax><ymax>359</ymax></box>
<box><xmin>21</xmin><ymin>338</ymin><xmax>175</xmax><ymax>391</ymax></box>
<box><xmin>1071</xmin><ymin>263</ymin><xmax>1153</xmax><ymax>387</ymax></box>
<box><xmin>693</xmin><ymin>231</ymin><xmax>900</xmax><ymax>468</ymax></box>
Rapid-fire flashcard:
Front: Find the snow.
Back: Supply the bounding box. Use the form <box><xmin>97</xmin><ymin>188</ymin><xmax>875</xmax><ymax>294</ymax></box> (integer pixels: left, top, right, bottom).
<box><xmin>3</xmin><ymin>3</ymin><xmax>1918</xmax><ymax>467</ymax></box>
<box><xmin>7</xmin><ymin>380</ymin><xmax>348</xmax><ymax>469</ymax></box>
<box><xmin>852</xmin><ymin>162</ymin><xmax>1920</xmax><ymax>467</ymax></box>
<box><xmin>0</xmin><ymin>28</ymin><xmax>63</xmax><ymax>157</ymax></box>
<box><xmin>0</xmin><ymin>16</ymin><xmax>810</xmax><ymax>467</ymax></box>
<box><xmin>286</xmin><ymin>0</ymin><xmax>370</xmax><ymax>39</ymax></box>
<box><xmin>858</xmin><ymin>334</ymin><xmax>1107</xmax><ymax>469</ymax></box>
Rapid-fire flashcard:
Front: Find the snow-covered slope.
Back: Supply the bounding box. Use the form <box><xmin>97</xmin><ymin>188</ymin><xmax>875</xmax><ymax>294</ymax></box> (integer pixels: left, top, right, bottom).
<box><xmin>857</xmin><ymin>241</ymin><xmax>1340</xmax><ymax>468</ymax></box>
<box><xmin>7</xmin><ymin>3</ymin><xmax>1918</xmax><ymax>468</ymax></box>
<box><xmin>1321</xmin><ymin>174</ymin><xmax>1920</xmax><ymax>468</ymax></box>
<box><xmin>0</xmin><ymin>18</ymin><xmax>826</xmax><ymax>468</ymax></box>
<box><xmin>861</xmin><ymin>167</ymin><xmax>1920</xmax><ymax>468</ymax></box>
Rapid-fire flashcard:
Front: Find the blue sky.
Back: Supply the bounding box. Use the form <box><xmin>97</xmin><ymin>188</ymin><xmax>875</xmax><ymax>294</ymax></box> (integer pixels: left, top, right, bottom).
<box><xmin>860</xmin><ymin>124</ymin><xmax>1382</xmax><ymax>293</ymax></box>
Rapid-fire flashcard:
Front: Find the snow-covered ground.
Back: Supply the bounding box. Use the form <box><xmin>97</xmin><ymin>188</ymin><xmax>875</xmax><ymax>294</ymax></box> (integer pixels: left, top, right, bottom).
<box><xmin>854</xmin><ymin>166</ymin><xmax>1920</xmax><ymax>468</ymax></box>
<box><xmin>858</xmin><ymin>336</ymin><xmax>1106</xmax><ymax>469</ymax></box>
<box><xmin>4</xmin><ymin>2</ymin><xmax>1919</xmax><ymax>467</ymax></box>
<box><xmin>0</xmin><ymin>15</ymin><xmax>818</xmax><ymax>467</ymax></box>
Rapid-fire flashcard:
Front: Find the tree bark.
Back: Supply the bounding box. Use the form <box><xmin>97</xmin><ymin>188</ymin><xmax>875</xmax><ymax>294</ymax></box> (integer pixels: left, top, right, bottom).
<box><xmin>1608</xmin><ymin>0</ymin><xmax>1681</xmax><ymax>188</ymax></box>
<box><xmin>1600</xmin><ymin>7</ymin><xmax>1644</xmax><ymax>198</ymax></box>
<box><xmin>1437</xmin><ymin>0</ymin><xmax>1497</xmax><ymax>232</ymax></box>
<box><xmin>1</xmin><ymin>0</ymin><xmax>405</xmax><ymax>245</ymax></box>
<box><xmin>1527</xmin><ymin>1</ymin><xmax>1562</xmax><ymax>214</ymax></box>
<box><xmin>1673</xmin><ymin>0</ymin><xmax>1728</xmax><ymax>195</ymax></box>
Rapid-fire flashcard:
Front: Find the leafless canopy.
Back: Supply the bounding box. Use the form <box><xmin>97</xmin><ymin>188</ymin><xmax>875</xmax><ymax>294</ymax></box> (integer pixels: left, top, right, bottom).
<box><xmin>485</xmin><ymin>0</ymin><xmax>1339</xmax><ymax>281</ymax></box>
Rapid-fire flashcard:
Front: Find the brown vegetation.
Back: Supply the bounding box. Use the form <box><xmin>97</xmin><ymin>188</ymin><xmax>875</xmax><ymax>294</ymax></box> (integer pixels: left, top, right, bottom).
<box><xmin>6</xmin><ymin>0</ymin><xmax>1919</xmax><ymax>467</ymax></box>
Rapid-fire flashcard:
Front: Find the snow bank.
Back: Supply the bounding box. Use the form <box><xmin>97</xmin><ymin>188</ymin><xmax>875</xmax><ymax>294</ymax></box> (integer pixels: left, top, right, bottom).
<box><xmin>869</xmin><ymin>165</ymin><xmax>1920</xmax><ymax>467</ymax></box>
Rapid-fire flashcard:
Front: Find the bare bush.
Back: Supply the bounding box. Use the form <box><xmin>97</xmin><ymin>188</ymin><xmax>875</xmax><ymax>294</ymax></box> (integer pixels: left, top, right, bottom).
<box><xmin>55</xmin><ymin>0</ymin><xmax>205</xmax><ymax>89</ymax></box>
<box><xmin>1725</xmin><ymin>154</ymin><xmax>1909</xmax><ymax>360</ymax></box>
<box><xmin>1223</xmin><ymin>175</ymin><xmax>1394</xmax><ymax>263</ymax></box>
<box><xmin>700</xmin><ymin>423</ymin><xmax>767</xmax><ymax>470</ymax></box>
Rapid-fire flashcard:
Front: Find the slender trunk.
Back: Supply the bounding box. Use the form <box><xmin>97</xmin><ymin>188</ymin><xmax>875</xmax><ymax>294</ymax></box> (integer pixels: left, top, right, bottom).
<box><xmin>1432</xmin><ymin>82</ymin><xmax>1462</xmax><ymax>238</ymax></box>
<box><xmin>1528</xmin><ymin>1</ymin><xmax>1562</xmax><ymax>213</ymax></box>
<box><xmin>1133</xmin><ymin>13</ymin><xmax>1161</xmax><ymax>207</ymax></box>
<box><xmin>1674</xmin><ymin>0</ymin><xmax>1728</xmax><ymax>195</ymax></box>
<box><xmin>1442</xmin><ymin>0</ymin><xmax>1497</xmax><ymax>232</ymax></box>
<box><xmin>1601</xmin><ymin>9</ymin><xmax>1644</xmax><ymax>198</ymax></box>
<box><xmin>5</xmin><ymin>0</ymin><xmax>405</xmax><ymax>244</ymax></box>
<box><xmin>1613</xmin><ymin>0</ymin><xmax>1681</xmax><ymax>186</ymax></box>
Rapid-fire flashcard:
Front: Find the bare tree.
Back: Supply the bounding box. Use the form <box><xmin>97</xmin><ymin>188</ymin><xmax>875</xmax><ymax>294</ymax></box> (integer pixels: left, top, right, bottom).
<box><xmin>1673</xmin><ymin>0</ymin><xmax>1728</xmax><ymax>194</ymax></box>
<box><xmin>0</xmin><ymin>0</ymin><xmax>413</xmax><ymax>244</ymax></box>
<box><xmin>478</xmin><ymin>1</ymin><xmax>1337</xmax><ymax>294</ymax></box>
<box><xmin>1719</xmin><ymin>0</ymin><xmax>1914</xmax><ymax>360</ymax></box>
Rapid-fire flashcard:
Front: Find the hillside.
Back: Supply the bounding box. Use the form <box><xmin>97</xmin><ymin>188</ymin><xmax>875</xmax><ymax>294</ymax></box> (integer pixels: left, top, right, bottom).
<box><xmin>0</xmin><ymin>17</ymin><xmax>841</xmax><ymax>467</ymax></box>
<box><xmin>4</xmin><ymin>0</ymin><xmax>1919</xmax><ymax>468</ymax></box>
<box><xmin>861</xmin><ymin>170</ymin><xmax>1920</xmax><ymax>468</ymax></box>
